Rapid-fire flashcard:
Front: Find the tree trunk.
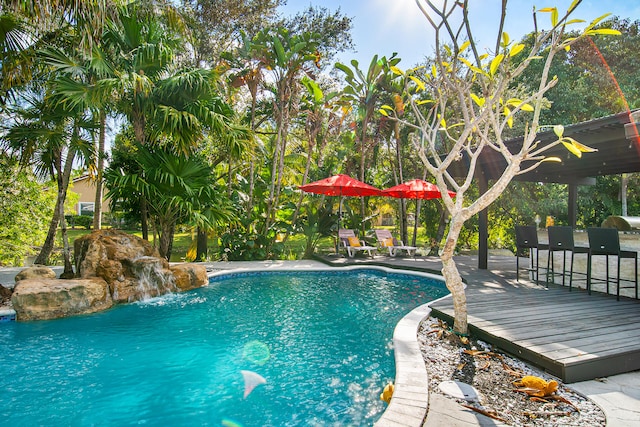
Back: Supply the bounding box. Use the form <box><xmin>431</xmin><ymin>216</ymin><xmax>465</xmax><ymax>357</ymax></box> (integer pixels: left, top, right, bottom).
<box><xmin>393</xmin><ymin>121</ymin><xmax>408</xmax><ymax>244</ymax></box>
<box><xmin>248</xmin><ymin>156</ymin><xmax>256</xmax><ymax>215</ymax></box>
<box><xmin>35</xmin><ymin>149</ymin><xmax>75</xmax><ymax>265</ymax></box>
<box><xmin>227</xmin><ymin>154</ymin><xmax>233</xmax><ymax>198</ymax></box>
<box><xmin>35</xmin><ymin>189</ymin><xmax>64</xmax><ymax>266</ymax></box>
<box><xmin>435</xmin><ymin>206</ymin><xmax>447</xmax><ymax>251</ymax></box>
<box><xmin>140</xmin><ymin>197</ymin><xmax>149</xmax><ymax>240</ymax></box>
<box><xmin>272</xmin><ymin>114</ymin><xmax>289</xmax><ymax>224</ymax></box>
<box><xmin>439</xmin><ymin>218</ymin><xmax>468</xmax><ymax>334</ymax></box>
<box><xmin>60</xmin><ymin>212</ymin><xmax>74</xmax><ymax>278</ymax></box>
<box><xmin>286</xmin><ymin>124</ymin><xmax>317</xmax><ymax>243</ymax></box>
<box><xmin>158</xmin><ymin>221</ymin><xmax>175</xmax><ymax>261</ymax></box>
<box><xmin>359</xmin><ymin>114</ymin><xmax>370</xmax><ymax>228</ymax></box>
<box><xmin>92</xmin><ymin>111</ymin><xmax>107</xmax><ymax>230</ymax></box>
<box><xmin>264</xmin><ymin>115</ymin><xmax>283</xmax><ymax>233</ymax></box>
<box><xmin>133</xmin><ymin>113</ymin><xmax>149</xmax><ymax>239</ymax></box>
<box><xmin>246</xmin><ymin>84</ymin><xmax>259</xmax><ymax>216</ymax></box>
<box><xmin>196</xmin><ymin>226</ymin><xmax>208</xmax><ymax>261</ymax></box>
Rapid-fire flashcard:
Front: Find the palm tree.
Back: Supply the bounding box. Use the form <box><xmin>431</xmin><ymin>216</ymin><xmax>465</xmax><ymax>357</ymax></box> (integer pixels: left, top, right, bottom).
<box><xmin>3</xmin><ymin>93</ymin><xmax>95</xmax><ymax>270</ymax></box>
<box><xmin>0</xmin><ymin>12</ymin><xmax>34</xmax><ymax>109</ymax></box>
<box><xmin>102</xmin><ymin>2</ymin><xmax>236</xmax><ymax>240</ymax></box>
<box><xmin>246</xmin><ymin>27</ymin><xmax>321</xmax><ymax>233</ymax></box>
<box><xmin>4</xmin><ymin>0</ymin><xmax>114</xmax><ymax>49</ymax></box>
<box><xmin>106</xmin><ymin>144</ymin><xmax>235</xmax><ymax>260</ymax></box>
<box><xmin>41</xmin><ymin>42</ymin><xmax>118</xmax><ymax>231</ymax></box>
<box><xmin>336</xmin><ymin>54</ymin><xmax>401</xmax><ymax>230</ymax></box>
<box><xmin>0</xmin><ymin>0</ymin><xmax>117</xmax><ymax>268</ymax></box>
<box><xmin>287</xmin><ymin>77</ymin><xmax>340</xmax><ymax>236</ymax></box>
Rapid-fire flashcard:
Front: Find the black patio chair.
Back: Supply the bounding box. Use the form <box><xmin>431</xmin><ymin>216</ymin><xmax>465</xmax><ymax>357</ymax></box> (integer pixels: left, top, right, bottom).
<box><xmin>515</xmin><ymin>225</ymin><xmax>548</xmax><ymax>284</ymax></box>
<box><xmin>546</xmin><ymin>226</ymin><xmax>589</xmax><ymax>290</ymax></box>
<box><xmin>586</xmin><ymin>227</ymin><xmax>638</xmax><ymax>300</ymax></box>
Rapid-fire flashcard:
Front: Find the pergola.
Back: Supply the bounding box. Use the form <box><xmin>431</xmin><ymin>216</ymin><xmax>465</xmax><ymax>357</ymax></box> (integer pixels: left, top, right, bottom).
<box><xmin>454</xmin><ymin>110</ymin><xmax>640</xmax><ymax>269</ymax></box>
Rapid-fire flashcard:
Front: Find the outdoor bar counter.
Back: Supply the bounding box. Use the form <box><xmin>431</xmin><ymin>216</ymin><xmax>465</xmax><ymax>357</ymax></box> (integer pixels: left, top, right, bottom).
<box><xmin>534</xmin><ymin>229</ymin><xmax>639</xmax><ymax>298</ymax></box>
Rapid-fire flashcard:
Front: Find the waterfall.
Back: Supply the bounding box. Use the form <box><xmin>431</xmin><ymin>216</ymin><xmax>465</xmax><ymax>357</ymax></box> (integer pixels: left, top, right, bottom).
<box><xmin>130</xmin><ymin>256</ymin><xmax>177</xmax><ymax>301</ymax></box>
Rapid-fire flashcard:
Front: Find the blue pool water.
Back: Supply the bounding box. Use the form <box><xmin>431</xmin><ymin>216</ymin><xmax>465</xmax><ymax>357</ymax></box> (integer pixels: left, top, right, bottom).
<box><xmin>0</xmin><ymin>269</ymin><xmax>447</xmax><ymax>426</ymax></box>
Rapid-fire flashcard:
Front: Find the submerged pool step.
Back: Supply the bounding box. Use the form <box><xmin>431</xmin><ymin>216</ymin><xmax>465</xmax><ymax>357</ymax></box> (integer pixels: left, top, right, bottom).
<box><xmin>0</xmin><ymin>308</ymin><xmax>16</xmax><ymax>322</ymax></box>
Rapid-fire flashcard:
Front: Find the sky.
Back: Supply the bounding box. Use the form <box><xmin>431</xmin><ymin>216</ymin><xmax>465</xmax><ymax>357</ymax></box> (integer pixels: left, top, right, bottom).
<box><xmin>278</xmin><ymin>0</ymin><xmax>640</xmax><ymax>68</ymax></box>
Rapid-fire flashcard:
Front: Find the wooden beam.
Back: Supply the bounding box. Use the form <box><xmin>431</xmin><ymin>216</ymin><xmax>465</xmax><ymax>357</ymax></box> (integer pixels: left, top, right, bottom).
<box><xmin>512</xmin><ymin>174</ymin><xmax>597</xmax><ymax>186</ymax></box>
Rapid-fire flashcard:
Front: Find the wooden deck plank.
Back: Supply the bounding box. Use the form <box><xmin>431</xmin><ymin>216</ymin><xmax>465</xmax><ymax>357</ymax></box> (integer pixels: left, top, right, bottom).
<box><xmin>477</xmin><ymin>327</ymin><xmax>640</xmax><ymax>349</ymax></box>
<box><xmin>515</xmin><ymin>323</ymin><xmax>640</xmax><ymax>344</ymax></box>
<box><xmin>521</xmin><ymin>331</ymin><xmax>640</xmax><ymax>356</ymax></box>
<box><xmin>461</xmin><ymin>305</ymin><xmax>639</xmax><ymax>327</ymax></box>
<box><xmin>431</xmin><ymin>299</ymin><xmax>639</xmax><ymax>338</ymax></box>
<box><xmin>467</xmin><ymin>316</ymin><xmax>640</xmax><ymax>335</ymax></box>
<box><xmin>441</xmin><ymin>306</ymin><xmax>640</xmax><ymax>342</ymax></box>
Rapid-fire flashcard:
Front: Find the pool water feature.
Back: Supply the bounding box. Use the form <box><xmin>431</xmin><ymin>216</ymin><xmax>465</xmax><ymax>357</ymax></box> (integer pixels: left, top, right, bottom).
<box><xmin>1</xmin><ymin>268</ymin><xmax>447</xmax><ymax>426</ymax></box>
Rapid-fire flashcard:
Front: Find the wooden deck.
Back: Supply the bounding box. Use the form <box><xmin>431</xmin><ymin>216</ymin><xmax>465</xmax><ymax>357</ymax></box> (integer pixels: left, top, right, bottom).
<box><xmin>318</xmin><ymin>253</ymin><xmax>640</xmax><ymax>383</ymax></box>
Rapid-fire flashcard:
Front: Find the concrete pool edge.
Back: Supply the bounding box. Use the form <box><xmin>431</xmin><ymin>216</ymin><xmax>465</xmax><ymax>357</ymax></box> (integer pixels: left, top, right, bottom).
<box><xmin>203</xmin><ymin>260</ymin><xmax>450</xmax><ymax>427</ymax></box>
<box><xmin>373</xmin><ymin>292</ymin><xmax>453</xmax><ymax>426</ymax></box>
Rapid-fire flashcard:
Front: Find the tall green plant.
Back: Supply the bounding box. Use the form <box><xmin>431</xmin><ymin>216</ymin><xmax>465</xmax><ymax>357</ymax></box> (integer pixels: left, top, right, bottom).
<box><xmin>335</xmin><ymin>54</ymin><xmax>400</xmax><ymax>227</ymax></box>
<box><xmin>3</xmin><ymin>92</ymin><xmax>96</xmax><ymax>270</ymax></box>
<box><xmin>0</xmin><ymin>155</ymin><xmax>55</xmax><ymax>266</ymax></box>
<box><xmin>246</xmin><ymin>27</ymin><xmax>321</xmax><ymax>233</ymax></box>
<box><xmin>106</xmin><ymin>144</ymin><xmax>234</xmax><ymax>260</ymax></box>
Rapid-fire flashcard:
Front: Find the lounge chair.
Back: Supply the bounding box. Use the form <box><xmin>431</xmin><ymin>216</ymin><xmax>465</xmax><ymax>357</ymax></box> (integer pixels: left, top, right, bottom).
<box><xmin>374</xmin><ymin>229</ymin><xmax>417</xmax><ymax>257</ymax></box>
<box><xmin>338</xmin><ymin>229</ymin><xmax>377</xmax><ymax>257</ymax></box>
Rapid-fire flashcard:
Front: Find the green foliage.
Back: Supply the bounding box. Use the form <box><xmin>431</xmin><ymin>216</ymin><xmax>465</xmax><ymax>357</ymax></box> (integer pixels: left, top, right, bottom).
<box><xmin>510</xmin><ymin>17</ymin><xmax>640</xmax><ymax>128</ymax></box>
<box><xmin>299</xmin><ymin>203</ymin><xmax>336</xmax><ymax>258</ymax></box>
<box><xmin>65</xmin><ymin>214</ymin><xmax>93</xmax><ymax>230</ymax></box>
<box><xmin>218</xmin><ymin>218</ymin><xmax>284</xmax><ymax>260</ymax></box>
<box><xmin>184</xmin><ymin>0</ymin><xmax>283</xmax><ymax>64</ymax></box>
<box><xmin>0</xmin><ymin>157</ymin><xmax>55</xmax><ymax>266</ymax></box>
<box><xmin>577</xmin><ymin>174</ymin><xmax>640</xmax><ymax>227</ymax></box>
<box><xmin>280</xmin><ymin>5</ymin><xmax>353</xmax><ymax>67</ymax></box>
<box><xmin>106</xmin><ymin>143</ymin><xmax>235</xmax><ymax>259</ymax></box>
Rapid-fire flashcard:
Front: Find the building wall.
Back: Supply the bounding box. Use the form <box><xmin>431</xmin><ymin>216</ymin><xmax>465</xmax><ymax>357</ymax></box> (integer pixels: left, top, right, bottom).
<box><xmin>70</xmin><ymin>176</ymin><xmax>110</xmax><ymax>215</ymax></box>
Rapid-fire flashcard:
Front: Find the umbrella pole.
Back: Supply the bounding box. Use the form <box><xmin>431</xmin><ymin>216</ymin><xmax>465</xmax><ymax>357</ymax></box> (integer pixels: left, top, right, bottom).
<box><xmin>336</xmin><ymin>196</ymin><xmax>344</xmax><ymax>254</ymax></box>
<box><xmin>413</xmin><ymin>198</ymin><xmax>419</xmax><ymax>247</ymax></box>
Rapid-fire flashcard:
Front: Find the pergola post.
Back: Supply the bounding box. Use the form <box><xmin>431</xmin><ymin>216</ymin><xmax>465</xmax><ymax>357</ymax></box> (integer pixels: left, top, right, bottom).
<box><xmin>568</xmin><ymin>183</ymin><xmax>578</xmax><ymax>227</ymax></box>
<box><xmin>478</xmin><ymin>173</ymin><xmax>488</xmax><ymax>270</ymax></box>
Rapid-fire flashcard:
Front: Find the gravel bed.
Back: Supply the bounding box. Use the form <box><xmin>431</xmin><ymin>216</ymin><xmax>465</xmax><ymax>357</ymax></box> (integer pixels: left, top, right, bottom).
<box><xmin>418</xmin><ymin>317</ymin><xmax>606</xmax><ymax>426</ymax></box>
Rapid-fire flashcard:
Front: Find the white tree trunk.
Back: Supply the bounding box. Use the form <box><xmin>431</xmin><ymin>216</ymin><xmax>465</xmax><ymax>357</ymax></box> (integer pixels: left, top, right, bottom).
<box><xmin>439</xmin><ymin>217</ymin><xmax>467</xmax><ymax>333</ymax></box>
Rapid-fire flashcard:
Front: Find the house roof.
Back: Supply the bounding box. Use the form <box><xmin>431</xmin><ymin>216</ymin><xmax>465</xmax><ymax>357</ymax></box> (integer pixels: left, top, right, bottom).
<box><xmin>449</xmin><ymin>110</ymin><xmax>640</xmax><ymax>184</ymax></box>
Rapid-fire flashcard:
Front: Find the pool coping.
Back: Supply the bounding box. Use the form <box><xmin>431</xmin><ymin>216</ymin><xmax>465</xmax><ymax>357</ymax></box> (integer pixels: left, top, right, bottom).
<box><xmin>204</xmin><ymin>260</ymin><xmax>450</xmax><ymax>426</ymax></box>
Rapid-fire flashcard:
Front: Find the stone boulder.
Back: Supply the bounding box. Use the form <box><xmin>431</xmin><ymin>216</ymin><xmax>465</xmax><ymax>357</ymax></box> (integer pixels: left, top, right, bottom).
<box><xmin>15</xmin><ymin>266</ymin><xmax>57</xmax><ymax>282</ymax></box>
<box><xmin>171</xmin><ymin>263</ymin><xmax>208</xmax><ymax>292</ymax></box>
<box><xmin>73</xmin><ymin>229</ymin><xmax>208</xmax><ymax>304</ymax></box>
<box><xmin>74</xmin><ymin>229</ymin><xmax>161</xmax><ymax>280</ymax></box>
<box><xmin>10</xmin><ymin>230</ymin><xmax>211</xmax><ymax>321</ymax></box>
<box><xmin>0</xmin><ymin>284</ymin><xmax>12</xmax><ymax>306</ymax></box>
<box><xmin>12</xmin><ymin>278</ymin><xmax>112</xmax><ymax>321</ymax></box>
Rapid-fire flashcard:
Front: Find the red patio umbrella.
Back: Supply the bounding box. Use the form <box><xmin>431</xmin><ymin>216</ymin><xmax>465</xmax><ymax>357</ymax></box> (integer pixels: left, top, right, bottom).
<box><xmin>382</xmin><ymin>179</ymin><xmax>456</xmax><ymax>246</ymax></box>
<box><xmin>300</xmin><ymin>174</ymin><xmax>382</xmax><ymax>252</ymax></box>
<box><xmin>299</xmin><ymin>174</ymin><xmax>382</xmax><ymax>197</ymax></box>
<box><xmin>382</xmin><ymin>179</ymin><xmax>455</xmax><ymax>200</ymax></box>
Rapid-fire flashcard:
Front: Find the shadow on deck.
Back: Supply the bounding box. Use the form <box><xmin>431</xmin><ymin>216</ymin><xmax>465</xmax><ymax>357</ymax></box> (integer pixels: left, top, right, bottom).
<box><xmin>317</xmin><ymin>252</ymin><xmax>640</xmax><ymax>383</ymax></box>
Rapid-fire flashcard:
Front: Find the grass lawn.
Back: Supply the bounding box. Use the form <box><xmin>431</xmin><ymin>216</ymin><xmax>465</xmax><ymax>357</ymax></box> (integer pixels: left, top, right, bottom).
<box><xmin>49</xmin><ymin>226</ymin><xmax>432</xmax><ymax>266</ymax></box>
<box><xmin>57</xmin><ymin>228</ymin><xmax>336</xmax><ymax>263</ymax></box>
<box><xmin>61</xmin><ymin>228</ymin><xmax>206</xmax><ymax>263</ymax></box>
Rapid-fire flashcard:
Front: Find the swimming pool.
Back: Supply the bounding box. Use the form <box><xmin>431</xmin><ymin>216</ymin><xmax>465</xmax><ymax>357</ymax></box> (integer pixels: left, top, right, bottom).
<box><xmin>0</xmin><ymin>268</ymin><xmax>447</xmax><ymax>426</ymax></box>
